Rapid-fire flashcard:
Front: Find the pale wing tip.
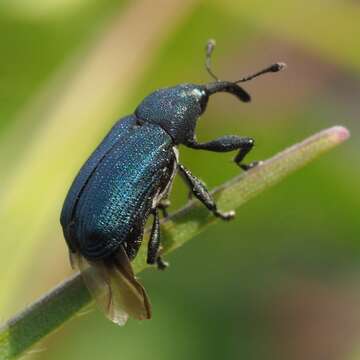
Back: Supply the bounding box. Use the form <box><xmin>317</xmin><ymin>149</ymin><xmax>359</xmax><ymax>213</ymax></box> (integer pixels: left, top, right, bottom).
<box><xmin>110</xmin><ymin>312</ymin><xmax>129</xmax><ymax>326</ymax></box>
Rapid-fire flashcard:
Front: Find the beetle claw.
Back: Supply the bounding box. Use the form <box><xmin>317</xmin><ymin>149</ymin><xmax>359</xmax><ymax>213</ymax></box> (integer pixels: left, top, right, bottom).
<box><xmin>156</xmin><ymin>257</ymin><xmax>169</xmax><ymax>270</ymax></box>
<box><xmin>240</xmin><ymin>160</ymin><xmax>262</xmax><ymax>171</ymax></box>
<box><xmin>215</xmin><ymin>210</ymin><xmax>236</xmax><ymax>221</ymax></box>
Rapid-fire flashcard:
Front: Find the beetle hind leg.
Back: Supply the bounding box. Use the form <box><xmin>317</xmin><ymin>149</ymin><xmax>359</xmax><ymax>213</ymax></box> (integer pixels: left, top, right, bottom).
<box><xmin>178</xmin><ymin>164</ymin><xmax>235</xmax><ymax>220</ymax></box>
<box><xmin>147</xmin><ymin>209</ymin><xmax>169</xmax><ymax>270</ymax></box>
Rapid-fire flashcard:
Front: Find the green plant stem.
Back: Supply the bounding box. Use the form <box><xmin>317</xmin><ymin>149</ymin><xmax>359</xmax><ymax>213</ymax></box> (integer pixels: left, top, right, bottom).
<box><xmin>0</xmin><ymin>126</ymin><xmax>350</xmax><ymax>360</ymax></box>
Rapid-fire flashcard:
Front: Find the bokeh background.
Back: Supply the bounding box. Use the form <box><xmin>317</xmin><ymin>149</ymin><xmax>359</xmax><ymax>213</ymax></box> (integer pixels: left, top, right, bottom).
<box><xmin>0</xmin><ymin>1</ymin><xmax>359</xmax><ymax>359</ymax></box>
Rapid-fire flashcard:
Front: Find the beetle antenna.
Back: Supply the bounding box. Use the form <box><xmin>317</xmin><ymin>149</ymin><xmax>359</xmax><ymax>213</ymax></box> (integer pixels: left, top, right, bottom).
<box><xmin>205</xmin><ymin>39</ymin><xmax>219</xmax><ymax>81</ymax></box>
<box><xmin>234</xmin><ymin>62</ymin><xmax>287</xmax><ymax>83</ymax></box>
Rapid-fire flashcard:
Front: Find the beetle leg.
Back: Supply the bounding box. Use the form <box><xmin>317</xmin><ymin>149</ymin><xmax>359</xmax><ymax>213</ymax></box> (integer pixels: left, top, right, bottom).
<box><xmin>147</xmin><ymin>210</ymin><xmax>160</xmax><ymax>265</ymax></box>
<box><xmin>185</xmin><ymin>136</ymin><xmax>258</xmax><ymax>171</ymax></box>
<box><xmin>178</xmin><ymin>164</ymin><xmax>235</xmax><ymax>220</ymax></box>
<box><xmin>147</xmin><ymin>210</ymin><xmax>168</xmax><ymax>270</ymax></box>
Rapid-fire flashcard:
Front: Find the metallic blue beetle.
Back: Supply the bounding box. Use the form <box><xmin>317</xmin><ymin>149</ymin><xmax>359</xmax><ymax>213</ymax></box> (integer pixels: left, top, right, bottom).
<box><xmin>60</xmin><ymin>40</ymin><xmax>285</xmax><ymax>324</ymax></box>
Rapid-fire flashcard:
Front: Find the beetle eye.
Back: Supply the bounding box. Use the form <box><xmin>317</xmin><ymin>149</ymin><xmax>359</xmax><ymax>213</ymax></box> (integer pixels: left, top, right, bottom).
<box><xmin>199</xmin><ymin>92</ymin><xmax>209</xmax><ymax>114</ymax></box>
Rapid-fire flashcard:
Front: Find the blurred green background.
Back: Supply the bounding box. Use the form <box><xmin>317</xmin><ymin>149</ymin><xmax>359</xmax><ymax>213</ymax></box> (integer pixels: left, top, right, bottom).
<box><xmin>0</xmin><ymin>0</ymin><xmax>359</xmax><ymax>359</ymax></box>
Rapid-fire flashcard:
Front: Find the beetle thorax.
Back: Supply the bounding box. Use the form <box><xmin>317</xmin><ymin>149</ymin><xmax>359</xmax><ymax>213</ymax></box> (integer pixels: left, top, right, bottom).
<box><xmin>135</xmin><ymin>84</ymin><xmax>208</xmax><ymax>144</ymax></box>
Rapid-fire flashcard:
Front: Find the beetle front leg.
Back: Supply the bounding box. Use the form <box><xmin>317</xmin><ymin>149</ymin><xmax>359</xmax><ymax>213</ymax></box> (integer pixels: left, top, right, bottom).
<box><xmin>185</xmin><ymin>136</ymin><xmax>258</xmax><ymax>171</ymax></box>
<box><xmin>178</xmin><ymin>164</ymin><xmax>235</xmax><ymax>220</ymax></box>
<box><xmin>147</xmin><ymin>209</ymin><xmax>169</xmax><ymax>270</ymax></box>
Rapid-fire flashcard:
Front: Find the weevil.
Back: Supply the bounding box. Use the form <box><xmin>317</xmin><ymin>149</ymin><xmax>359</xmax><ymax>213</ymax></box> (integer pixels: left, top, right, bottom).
<box><xmin>60</xmin><ymin>40</ymin><xmax>285</xmax><ymax>324</ymax></box>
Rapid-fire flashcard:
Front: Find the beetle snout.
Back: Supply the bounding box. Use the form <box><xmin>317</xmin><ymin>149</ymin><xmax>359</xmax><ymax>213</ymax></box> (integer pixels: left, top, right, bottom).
<box><xmin>205</xmin><ymin>81</ymin><xmax>251</xmax><ymax>103</ymax></box>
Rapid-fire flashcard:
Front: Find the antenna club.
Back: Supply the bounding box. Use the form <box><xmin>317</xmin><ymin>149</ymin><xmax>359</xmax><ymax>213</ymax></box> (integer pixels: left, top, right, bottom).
<box><xmin>271</xmin><ymin>62</ymin><xmax>287</xmax><ymax>72</ymax></box>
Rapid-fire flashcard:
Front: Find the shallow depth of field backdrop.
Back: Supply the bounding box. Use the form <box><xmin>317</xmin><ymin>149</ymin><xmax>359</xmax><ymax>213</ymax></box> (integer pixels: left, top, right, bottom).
<box><xmin>0</xmin><ymin>1</ymin><xmax>359</xmax><ymax>359</ymax></box>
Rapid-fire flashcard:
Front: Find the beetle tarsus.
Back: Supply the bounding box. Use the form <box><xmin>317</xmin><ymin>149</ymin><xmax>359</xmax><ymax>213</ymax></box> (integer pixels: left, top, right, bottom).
<box><xmin>156</xmin><ymin>256</ymin><xmax>169</xmax><ymax>270</ymax></box>
<box><xmin>239</xmin><ymin>160</ymin><xmax>261</xmax><ymax>171</ymax></box>
<box><xmin>215</xmin><ymin>209</ymin><xmax>236</xmax><ymax>221</ymax></box>
<box><xmin>232</xmin><ymin>138</ymin><xmax>255</xmax><ymax>167</ymax></box>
